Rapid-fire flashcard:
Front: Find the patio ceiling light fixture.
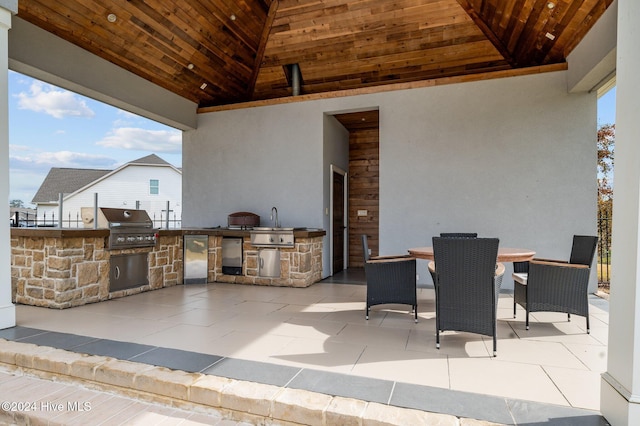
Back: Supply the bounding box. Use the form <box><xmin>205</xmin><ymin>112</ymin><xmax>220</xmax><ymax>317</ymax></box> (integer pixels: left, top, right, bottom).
<box><xmin>107</xmin><ymin>13</ymin><xmax>117</xmax><ymax>23</ymax></box>
<box><xmin>547</xmin><ymin>2</ymin><xmax>556</xmax><ymax>9</ymax></box>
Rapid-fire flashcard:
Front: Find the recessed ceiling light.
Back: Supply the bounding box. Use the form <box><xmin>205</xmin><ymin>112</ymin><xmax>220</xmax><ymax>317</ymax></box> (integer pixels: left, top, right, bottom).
<box><xmin>547</xmin><ymin>2</ymin><xmax>555</xmax><ymax>9</ymax></box>
<box><xmin>230</xmin><ymin>14</ymin><xmax>236</xmax><ymax>21</ymax></box>
<box><xmin>107</xmin><ymin>13</ymin><xmax>117</xmax><ymax>23</ymax></box>
<box><xmin>200</xmin><ymin>83</ymin><xmax>207</xmax><ymax>90</ymax></box>
<box><xmin>187</xmin><ymin>63</ymin><xmax>194</xmax><ymax>70</ymax></box>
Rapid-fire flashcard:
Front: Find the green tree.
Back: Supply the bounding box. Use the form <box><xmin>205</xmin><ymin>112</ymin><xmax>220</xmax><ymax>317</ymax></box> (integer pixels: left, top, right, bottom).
<box><xmin>597</xmin><ymin>124</ymin><xmax>614</xmax><ymax>285</ymax></box>
<box><xmin>9</xmin><ymin>199</ymin><xmax>24</xmax><ymax>208</ymax></box>
<box><xmin>597</xmin><ymin>123</ymin><xmax>614</xmax><ymax>217</ymax></box>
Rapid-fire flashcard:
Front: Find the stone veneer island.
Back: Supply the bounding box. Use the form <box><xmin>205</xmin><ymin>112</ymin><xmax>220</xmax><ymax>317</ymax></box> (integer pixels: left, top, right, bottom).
<box><xmin>10</xmin><ymin>228</ymin><xmax>325</xmax><ymax>309</ymax></box>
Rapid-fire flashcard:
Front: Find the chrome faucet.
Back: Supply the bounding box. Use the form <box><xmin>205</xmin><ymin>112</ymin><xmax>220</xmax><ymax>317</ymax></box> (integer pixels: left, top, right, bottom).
<box><xmin>270</xmin><ymin>207</ymin><xmax>279</xmax><ymax>228</ymax></box>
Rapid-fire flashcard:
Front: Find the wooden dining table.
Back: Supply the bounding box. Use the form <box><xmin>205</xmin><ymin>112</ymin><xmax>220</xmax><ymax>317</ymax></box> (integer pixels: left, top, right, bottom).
<box><xmin>408</xmin><ymin>246</ymin><xmax>536</xmax><ymax>262</ymax></box>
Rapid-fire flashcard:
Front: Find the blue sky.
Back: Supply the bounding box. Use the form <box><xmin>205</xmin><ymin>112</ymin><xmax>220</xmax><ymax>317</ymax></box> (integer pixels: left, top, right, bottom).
<box><xmin>8</xmin><ymin>72</ymin><xmax>617</xmax><ymax>207</ymax></box>
<box><xmin>8</xmin><ymin>71</ymin><xmax>182</xmax><ymax>207</ymax></box>
<box><xmin>597</xmin><ymin>86</ymin><xmax>616</xmax><ymax>126</ymax></box>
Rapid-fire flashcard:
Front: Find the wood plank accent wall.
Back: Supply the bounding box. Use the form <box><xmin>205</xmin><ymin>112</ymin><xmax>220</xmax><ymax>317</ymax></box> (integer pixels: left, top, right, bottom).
<box><xmin>348</xmin><ymin>128</ymin><xmax>379</xmax><ymax>267</ymax></box>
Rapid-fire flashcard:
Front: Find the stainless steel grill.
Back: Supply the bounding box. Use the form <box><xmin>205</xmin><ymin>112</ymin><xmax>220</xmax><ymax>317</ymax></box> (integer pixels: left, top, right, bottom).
<box><xmin>82</xmin><ymin>207</ymin><xmax>158</xmax><ymax>250</ymax></box>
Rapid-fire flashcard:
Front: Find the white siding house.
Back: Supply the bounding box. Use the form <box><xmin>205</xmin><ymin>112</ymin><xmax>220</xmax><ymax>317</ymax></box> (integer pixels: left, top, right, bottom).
<box><xmin>32</xmin><ymin>154</ymin><xmax>182</xmax><ymax>228</ymax></box>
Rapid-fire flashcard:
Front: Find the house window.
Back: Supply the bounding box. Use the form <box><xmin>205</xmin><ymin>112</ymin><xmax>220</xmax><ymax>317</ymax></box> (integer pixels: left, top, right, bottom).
<box><xmin>150</xmin><ymin>179</ymin><xmax>159</xmax><ymax>195</ymax></box>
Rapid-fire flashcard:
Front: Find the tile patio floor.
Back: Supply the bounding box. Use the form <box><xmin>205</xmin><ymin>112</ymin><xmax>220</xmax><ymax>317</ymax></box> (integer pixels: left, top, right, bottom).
<box><xmin>4</xmin><ymin>269</ymin><xmax>610</xmax><ymax>425</ymax></box>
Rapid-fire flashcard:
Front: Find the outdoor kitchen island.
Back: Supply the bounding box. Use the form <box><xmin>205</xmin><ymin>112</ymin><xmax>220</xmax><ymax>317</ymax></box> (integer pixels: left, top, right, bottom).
<box><xmin>181</xmin><ymin>227</ymin><xmax>325</xmax><ymax>287</ymax></box>
<box><xmin>10</xmin><ymin>227</ymin><xmax>325</xmax><ymax>309</ymax></box>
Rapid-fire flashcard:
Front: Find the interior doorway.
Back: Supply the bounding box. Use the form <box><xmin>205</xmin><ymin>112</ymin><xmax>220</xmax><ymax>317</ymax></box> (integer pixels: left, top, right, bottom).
<box><xmin>331</xmin><ymin>166</ymin><xmax>347</xmax><ymax>274</ymax></box>
<box><xmin>332</xmin><ymin>109</ymin><xmax>380</xmax><ymax>268</ymax></box>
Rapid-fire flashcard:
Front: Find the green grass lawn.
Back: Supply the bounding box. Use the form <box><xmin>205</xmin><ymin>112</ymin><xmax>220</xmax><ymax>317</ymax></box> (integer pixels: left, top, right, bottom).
<box><xmin>598</xmin><ymin>263</ymin><xmax>610</xmax><ymax>293</ymax></box>
<box><xmin>598</xmin><ymin>263</ymin><xmax>610</xmax><ymax>280</ymax></box>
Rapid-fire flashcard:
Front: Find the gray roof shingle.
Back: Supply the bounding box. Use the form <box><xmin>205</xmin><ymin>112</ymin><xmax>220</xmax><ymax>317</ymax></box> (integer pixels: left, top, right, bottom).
<box><xmin>31</xmin><ymin>168</ymin><xmax>111</xmax><ymax>203</ymax></box>
<box><xmin>128</xmin><ymin>154</ymin><xmax>170</xmax><ymax>165</ymax></box>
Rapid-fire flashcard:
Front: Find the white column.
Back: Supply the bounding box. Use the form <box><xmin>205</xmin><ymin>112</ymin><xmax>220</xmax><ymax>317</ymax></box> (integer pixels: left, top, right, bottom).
<box><xmin>0</xmin><ymin>5</ymin><xmax>15</xmax><ymax>329</ymax></box>
<box><xmin>600</xmin><ymin>1</ymin><xmax>640</xmax><ymax>424</ymax></box>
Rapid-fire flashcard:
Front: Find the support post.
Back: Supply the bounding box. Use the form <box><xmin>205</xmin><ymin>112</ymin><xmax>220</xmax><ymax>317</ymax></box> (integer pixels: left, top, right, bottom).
<box><xmin>0</xmin><ymin>4</ymin><xmax>15</xmax><ymax>329</ymax></box>
<box><xmin>58</xmin><ymin>193</ymin><xmax>63</xmax><ymax>228</ymax></box>
<box><xmin>600</xmin><ymin>1</ymin><xmax>640</xmax><ymax>424</ymax></box>
<box><xmin>93</xmin><ymin>193</ymin><xmax>98</xmax><ymax>229</ymax></box>
<box><xmin>165</xmin><ymin>201</ymin><xmax>170</xmax><ymax>229</ymax></box>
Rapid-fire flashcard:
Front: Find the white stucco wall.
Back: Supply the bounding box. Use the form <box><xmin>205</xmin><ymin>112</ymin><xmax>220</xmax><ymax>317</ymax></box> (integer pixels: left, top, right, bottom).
<box><xmin>182</xmin><ymin>103</ymin><xmax>326</xmax><ymax>230</ymax></box>
<box><xmin>183</xmin><ymin>70</ymin><xmax>597</xmax><ymax>287</ymax></box>
<box><xmin>379</xmin><ymin>73</ymin><xmax>596</xmax><ymax>289</ymax></box>
<box><xmin>567</xmin><ymin>0</ymin><xmax>617</xmax><ymax>93</ymax></box>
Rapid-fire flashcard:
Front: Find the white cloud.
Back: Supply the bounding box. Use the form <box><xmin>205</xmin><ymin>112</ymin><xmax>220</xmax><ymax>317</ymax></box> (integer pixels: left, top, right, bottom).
<box><xmin>8</xmin><ymin>144</ymin><xmax>31</xmax><ymax>152</ymax></box>
<box><xmin>10</xmin><ymin>148</ymin><xmax>117</xmax><ymax>172</ymax></box>
<box><xmin>111</xmin><ymin>109</ymin><xmax>139</xmax><ymax>127</ymax></box>
<box><xmin>117</xmin><ymin>109</ymin><xmax>139</xmax><ymax>119</ymax></box>
<box><xmin>16</xmin><ymin>81</ymin><xmax>95</xmax><ymax>119</ymax></box>
<box><xmin>96</xmin><ymin>127</ymin><xmax>181</xmax><ymax>153</ymax></box>
<box><xmin>9</xmin><ymin>147</ymin><xmax>119</xmax><ymax>204</ymax></box>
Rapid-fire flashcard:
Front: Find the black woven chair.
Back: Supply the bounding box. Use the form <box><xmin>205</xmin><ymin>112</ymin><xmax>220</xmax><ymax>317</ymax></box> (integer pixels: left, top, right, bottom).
<box><xmin>512</xmin><ymin>235</ymin><xmax>598</xmax><ymax>333</ymax></box>
<box><xmin>431</xmin><ymin>237</ymin><xmax>504</xmax><ymax>356</ymax></box>
<box><xmin>429</xmin><ymin>233</ymin><xmax>478</xmax><ymax>285</ymax></box>
<box><xmin>361</xmin><ymin>235</ymin><xmax>417</xmax><ymax>322</ymax></box>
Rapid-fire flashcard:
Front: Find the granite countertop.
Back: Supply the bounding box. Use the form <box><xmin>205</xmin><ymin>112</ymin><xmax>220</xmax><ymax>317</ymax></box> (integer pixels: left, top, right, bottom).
<box><xmin>9</xmin><ymin>228</ymin><xmax>111</xmax><ymax>238</ymax></box>
<box><xmin>180</xmin><ymin>227</ymin><xmax>326</xmax><ymax>238</ymax></box>
<box><xmin>10</xmin><ymin>227</ymin><xmax>326</xmax><ymax>238</ymax></box>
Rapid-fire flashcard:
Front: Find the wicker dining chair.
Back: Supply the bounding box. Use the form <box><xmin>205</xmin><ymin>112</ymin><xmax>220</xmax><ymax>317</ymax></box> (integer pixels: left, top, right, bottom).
<box><xmin>432</xmin><ymin>237</ymin><xmax>504</xmax><ymax>356</ymax></box>
<box><xmin>512</xmin><ymin>235</ymin><xmax>598</xmax><ymax>333</ymax></box>
<box><xmin>429</xmin><ymin>233</ymin><xmax>478</xmax><ymax>285</ymax></box>
<box><xmin>361</xmin><ymin>235</ymin><xmax>418</xmax><ymax>322</ymax></box>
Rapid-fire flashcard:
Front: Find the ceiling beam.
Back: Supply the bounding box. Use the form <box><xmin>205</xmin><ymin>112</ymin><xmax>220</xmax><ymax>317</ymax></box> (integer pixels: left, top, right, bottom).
<box><xmin>200</xmin><ymin>62</ymin><xmax>566</xmax><ymax>114</ymax></box>
<box><xmin>456</xmin><ymin>0</ymin><xmax>517</xmax><ymax>67</ymax></box>
<box><xmin>247</xmin><ymin>0</ymin><xmax>279</xmax><ymax>101</ymax></box>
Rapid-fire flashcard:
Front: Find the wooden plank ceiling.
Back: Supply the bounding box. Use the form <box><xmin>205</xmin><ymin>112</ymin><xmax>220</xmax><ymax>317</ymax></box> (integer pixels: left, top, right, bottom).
<box><xmin>17</xmin><ymin>0</ymin><xmax>613</xmax><ymax>110</ymax></box>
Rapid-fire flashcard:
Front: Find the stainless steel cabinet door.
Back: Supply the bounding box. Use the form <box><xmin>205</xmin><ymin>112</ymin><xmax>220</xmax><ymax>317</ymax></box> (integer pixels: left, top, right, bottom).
<box><xmin>184</xmin><ymin>235</ymin><xmax>208</xmax><ymax>284</ymax></box>
<box><xmin>259</xmin><ymin>249</ymin><xmax>280</xmax><ymax>278</ymax></box>
<box><xmin>110</xmin><ymin>253</ymin><xmax>148</xmax><ymax>292</ymax></box>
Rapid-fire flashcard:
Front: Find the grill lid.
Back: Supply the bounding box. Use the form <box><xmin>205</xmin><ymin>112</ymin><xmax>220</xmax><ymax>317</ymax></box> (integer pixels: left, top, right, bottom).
<box><xmin>81</xmin><ymin>207</ymin><xmax>154</xmax><ymax>229</ymax></box>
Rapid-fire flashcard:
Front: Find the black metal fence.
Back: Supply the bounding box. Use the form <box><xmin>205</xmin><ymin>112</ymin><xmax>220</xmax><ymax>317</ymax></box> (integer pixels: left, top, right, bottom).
<box><xmin>598</xmin><ymin>213</ymin><xmax>611</xmax><ymax>287</ymax></box>
<box><xmin>9</xmin><ymin>210</ymin><xmax>182</xmax><ymax>229</ymax></box>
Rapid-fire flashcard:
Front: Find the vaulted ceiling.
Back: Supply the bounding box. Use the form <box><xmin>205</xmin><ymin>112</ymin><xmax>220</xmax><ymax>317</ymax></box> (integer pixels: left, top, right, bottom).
<box><xmin>17</xmin><ymin>0</ymin><xmax>613</xmax><ymax>110</ymax></box>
